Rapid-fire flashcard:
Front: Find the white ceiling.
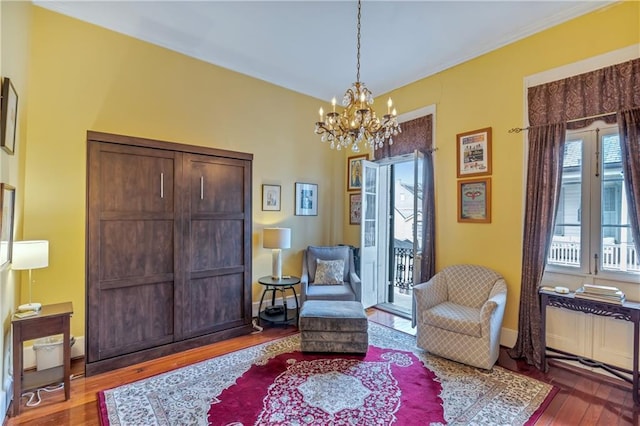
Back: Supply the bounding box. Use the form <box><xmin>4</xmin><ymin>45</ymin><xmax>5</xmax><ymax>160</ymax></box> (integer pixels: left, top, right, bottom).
<box><xmin>34</xmin><ymin>0</ymin><xmax>615</xmax><ymax>101</ymax></box>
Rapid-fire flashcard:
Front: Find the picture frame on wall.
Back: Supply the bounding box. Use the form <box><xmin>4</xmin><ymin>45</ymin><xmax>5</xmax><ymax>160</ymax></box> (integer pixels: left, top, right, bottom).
<box><xmin>458</xmin><ymin>177</ymin><xmax>491</xmax><ymax>223</ymax></box>
<box><xmin>0</xmin><ymin>183</ymin><xmax>16</xmax><ymax>266</ymax></box>
<box><xmin>456</xmin><ymin>127</ymin><xmax>492</xmax><ymax>178</ymax></box>
<box><xmin>1</xmin><ymin>78</ymin><xmax>18</xmax><ymax>155</ymax></box>
<box><xmin>347</xmin><ymin>154</ymin><xmax>368</xmax><ymax>191</ymax></box>
<box><xmin>349</xmin><ymin>193</ymin><xmax>362</xmax><ymax>225</ymax></box>
<box><xmin>295</xmin><ymin>182</ymin><xmax>318</xmax><ymax>216</ymax></box>
<box><xmin>262</xmin><ymin>184</ymin><xmax>281</xmax><ymax>211</ymax></box>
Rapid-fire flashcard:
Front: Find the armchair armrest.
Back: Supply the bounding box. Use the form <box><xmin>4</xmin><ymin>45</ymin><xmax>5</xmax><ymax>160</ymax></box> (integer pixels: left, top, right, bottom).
<box><xmin>348</xmin><ymin>270</ymin><xmax>362</xmax><ymax>302</ymax></box>
<box><xmin>480</xmin><ymin>278</ymin><xmax>507</xmax><ymax>336</ymax></box>
<box><xmin>300</xmin><ymin>250</ymin><xmax>311</xmax><ymax>301</ymax></box>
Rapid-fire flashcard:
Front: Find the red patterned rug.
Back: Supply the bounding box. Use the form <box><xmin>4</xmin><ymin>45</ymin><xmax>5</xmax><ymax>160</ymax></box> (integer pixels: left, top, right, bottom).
<box><xmin>209</xmin><ymin>346</ymin><xmax>444</xmax><ymax>425</ymax></box>
<box><xmin>98</xmin><ymin>323</ymin><xmax>557</xmax><ymax>425</ymax></box>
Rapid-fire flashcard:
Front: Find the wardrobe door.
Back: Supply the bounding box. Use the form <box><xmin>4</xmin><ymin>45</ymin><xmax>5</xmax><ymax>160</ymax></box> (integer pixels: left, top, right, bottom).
<box><xmin>178</xmin><ymin>153</ymin><xmax>252</xmax><ymax>339</ymax></box>
<box><xmin>87</xmin><ymin>142</ymin><xmax>179</xmax><ymax>363</ymax></box>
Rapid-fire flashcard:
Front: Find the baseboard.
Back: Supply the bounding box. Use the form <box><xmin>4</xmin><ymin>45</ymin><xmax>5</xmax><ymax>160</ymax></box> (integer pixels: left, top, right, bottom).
<box><xmin>252</xmin><ymin>295</ymin><xmax>299</xmax><ymax>317</ymax></box>
<box><xmin>1</xmin><ymin>376</ymin><xmax>12</xmax><ymax>419</ymax></box>
<box><xmin>500</xmin><ymin>327</ymin><xmax>517</xmax><ymax>349</ymax></box>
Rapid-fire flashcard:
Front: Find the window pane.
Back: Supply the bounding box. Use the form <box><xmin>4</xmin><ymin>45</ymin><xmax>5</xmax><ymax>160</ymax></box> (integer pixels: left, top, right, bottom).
<box><xmin>548</xmin><ymin>140</ymin><xmax>582</xmax><ymax>267</ymax></box>
<box><xmin>600</xmin><ymin>134</ymin><xmax>639</xmax><ymax>272</ymax></box>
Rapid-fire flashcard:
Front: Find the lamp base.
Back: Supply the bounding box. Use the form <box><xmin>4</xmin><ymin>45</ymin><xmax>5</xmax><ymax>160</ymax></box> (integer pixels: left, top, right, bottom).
<box><xmin>18</xmin><ymin>302</ymin><xmax>42</xmax><ymax>312</ymax></box>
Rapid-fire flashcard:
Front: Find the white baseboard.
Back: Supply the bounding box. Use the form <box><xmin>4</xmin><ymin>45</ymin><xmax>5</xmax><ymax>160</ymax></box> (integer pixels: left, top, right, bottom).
<box><xmin>252</xmin><ymin>295</ymin><xmax>299</xmax><ymax>317</ymax></box>
<box><xmin>2</xmin><ymin>376</ymin><xmax>12</xmax><ymax>419</ymax></box>
<box><xmin>500</xmin><ymin>327</ymin><xmax>518</xmax><ymax>349</ymax></box>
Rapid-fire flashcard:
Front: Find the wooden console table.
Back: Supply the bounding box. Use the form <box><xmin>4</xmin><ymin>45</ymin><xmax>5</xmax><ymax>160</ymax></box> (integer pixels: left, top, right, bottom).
<box><xmin>11</xmin><ymin>302</ymin><xmax>73</xmax><ymax>416</ymax></box>
<box><xmin>539</xmin><ymin>289</ymin><xmax>640</xmax><ymax>404</ymax></box>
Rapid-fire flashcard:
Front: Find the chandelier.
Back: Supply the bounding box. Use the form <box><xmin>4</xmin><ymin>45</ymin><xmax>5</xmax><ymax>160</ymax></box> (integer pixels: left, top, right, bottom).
<box><xmin>314</xmin><ymin>0</ymin><xmax>401</xmax><ymax>152</ymax></box>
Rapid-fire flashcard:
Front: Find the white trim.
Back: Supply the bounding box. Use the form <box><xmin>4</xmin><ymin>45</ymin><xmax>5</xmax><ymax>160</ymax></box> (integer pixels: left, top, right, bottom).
<box><xmin>525</xmin><ymin>44</ymin><xmax>640</xmax><ymax>89</ymax></box>
<box><xmin>501</xmin><ymin>327</ymin><xmax>518</xmax><ymax>349</ymax></box>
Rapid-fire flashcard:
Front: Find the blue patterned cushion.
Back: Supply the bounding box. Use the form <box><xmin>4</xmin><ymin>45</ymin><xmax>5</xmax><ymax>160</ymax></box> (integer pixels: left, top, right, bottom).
<box><xmin>313</xmin><ymin>259</ymin><xmax>344</xmax><ymax>285</ymax></box>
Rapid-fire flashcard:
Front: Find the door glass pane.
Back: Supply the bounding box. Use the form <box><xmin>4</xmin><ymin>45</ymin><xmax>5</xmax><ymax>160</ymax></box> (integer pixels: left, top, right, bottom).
<box><xmin>600</xmin><ymin>134</ymin><xmax>639</xmax><ymax>272</ymax></box>
<box><xmin>548</xmin><ymin>139</ymin><xmax>582</xmax><ymax>268</ymax></box>
<box><xmin>363</xmin><ymin>166</ymin><xmax>377</xmax><ymax>247</ymax></box>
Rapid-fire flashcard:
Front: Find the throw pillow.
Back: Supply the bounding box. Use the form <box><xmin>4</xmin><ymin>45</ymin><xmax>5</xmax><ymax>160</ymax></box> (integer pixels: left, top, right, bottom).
<box><xmin>313</xmin><ymin>259</ymin><xmax>344</xmax><ymax>285</ymax></box>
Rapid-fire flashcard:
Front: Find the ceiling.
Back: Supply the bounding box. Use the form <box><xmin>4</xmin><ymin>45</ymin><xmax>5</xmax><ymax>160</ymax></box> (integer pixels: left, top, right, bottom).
<box><xmin>34</xmin><ymin>1</ymin><xmax>615</xmax><ymax>102</ymax></box>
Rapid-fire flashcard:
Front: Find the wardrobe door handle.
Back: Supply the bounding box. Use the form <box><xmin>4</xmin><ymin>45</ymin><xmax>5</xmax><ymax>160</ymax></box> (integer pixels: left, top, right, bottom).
<box><xmin>160</xmin><ymin>173</ymin><xmax>164</xmax><ymax>199</ymax></box>
<box><xmin>200</xmin><ymin>176</ymin><xmax>204</xmax><ymax>200</ymax></box>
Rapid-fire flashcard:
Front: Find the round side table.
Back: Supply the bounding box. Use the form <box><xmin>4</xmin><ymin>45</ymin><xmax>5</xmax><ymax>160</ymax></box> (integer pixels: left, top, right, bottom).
<box><xmin>257</xmin><ymin>276</ymin><xmax>300</xmax><ymax>326</ymax></box>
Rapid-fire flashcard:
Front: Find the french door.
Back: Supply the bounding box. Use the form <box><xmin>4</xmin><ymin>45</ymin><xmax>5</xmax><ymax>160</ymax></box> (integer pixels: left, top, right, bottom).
<box><xmin>359</xmin><ymin>151</ymin><xmax>424</xmax><ymax>312</ymax></box>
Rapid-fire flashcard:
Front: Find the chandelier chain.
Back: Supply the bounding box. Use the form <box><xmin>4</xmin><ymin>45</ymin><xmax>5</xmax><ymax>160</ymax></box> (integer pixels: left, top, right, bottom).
<box><xmin>356</xmin><ymin>0</ymin><xmax>361</xmax><ymax>83</ymax></box>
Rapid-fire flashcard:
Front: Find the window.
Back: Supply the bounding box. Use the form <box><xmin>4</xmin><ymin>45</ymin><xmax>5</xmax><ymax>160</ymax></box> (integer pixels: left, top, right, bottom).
<box><xmin>547</xmin><ymin>123</ymin><xmax>639</xmax><ymax>276</ymax></box>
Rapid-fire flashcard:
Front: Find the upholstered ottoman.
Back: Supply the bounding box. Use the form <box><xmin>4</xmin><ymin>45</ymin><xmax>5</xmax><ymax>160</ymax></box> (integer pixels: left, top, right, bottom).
<box><xmin>299</xmin><ymin>300</ymin><xmax>368</xmax><ymax>353</ymax></box>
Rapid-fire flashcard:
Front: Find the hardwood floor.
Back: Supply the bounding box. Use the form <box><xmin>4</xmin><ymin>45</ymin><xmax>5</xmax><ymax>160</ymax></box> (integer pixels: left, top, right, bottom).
<box><xmin>3</xmin><ymin>309</ymin><xmax>639</xmax><ymax>425</ymax></box>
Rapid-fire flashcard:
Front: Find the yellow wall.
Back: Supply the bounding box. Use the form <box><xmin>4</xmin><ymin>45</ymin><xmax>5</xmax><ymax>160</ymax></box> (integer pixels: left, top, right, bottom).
<box><xmin>342</xmin><ymin>1</ymin><xmax>639</xmax><ymax>330</ymax></box>
<box><xmin>7</xmin><ymin>1</ymin><xmax>640</xmax><ymax>347</ymax></box>
<box><xmin>23</xmin><ymin>7</ymin><xmax>344</xmax><ymax>338</ymax></box>
<box><xmin>1</xmin><ymin>0</ymin><xmax>32</xmax><ymax>413</ymax></box>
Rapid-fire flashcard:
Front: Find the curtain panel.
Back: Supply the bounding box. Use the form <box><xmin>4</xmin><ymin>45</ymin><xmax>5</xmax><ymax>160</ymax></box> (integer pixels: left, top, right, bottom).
<box><xmin>374</xmin><ymin>115</ymin><xmax>436</xmax><ymax>283</ymax></box>
<box><xmin>508</xmin><ymin>123</ymin><xmax>566</xmax><ymax>370</ymax></box>
<box><xmin>617</xmin><ymin>108</ymin><xmax>640</xmax><ymax>251</ymax></box>
<box><xmin>512</xmin><ymin>58</ymin><xmax>640</xmax><ymax>370</ymax></box>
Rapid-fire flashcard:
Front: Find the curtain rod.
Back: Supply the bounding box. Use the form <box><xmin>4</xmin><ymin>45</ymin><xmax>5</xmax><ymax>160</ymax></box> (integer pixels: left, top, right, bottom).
<box><xmin>507</xmin><ymin>111</ymin><xmax>616</xmax><ymax>134</ymax></box>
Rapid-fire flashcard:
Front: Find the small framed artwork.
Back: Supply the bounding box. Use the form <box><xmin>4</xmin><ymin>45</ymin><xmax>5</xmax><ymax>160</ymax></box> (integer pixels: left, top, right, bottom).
<box><xmin>347</xmin><ymin>154</ymin><xmax>368</xmax><ymax>191</ymax></box>
<box><xmin>456</xmin><ymin>127</ymin><xmax>492</xmax><ymax>178</ymax></box>
<box><xmin>262</xmin><ymin>184</ymin><xmax>281</xmax><ymax>211</ymax></box>
<box><xmin>0</xmin><ymin>183</ymin><xmax>16</xmax><ymax>266</ymax></box>
<box><xmin>458</xmin><ymin>178</ymin><xmax>491</xmax><ymax>223</ymax></box>
<box><xmin>1</xmin><ymin>78</ymin><xmax>18</xmax><ymax>155</ymax></box>
<box><xmin>349</xmin><ymin>193</ymin><xmax>362</xmax><ymax>225</ymax></box>
<box><xmin>295</xmin><ymin>182</ymin><xmax>318</xmax><ymax>216</ymax></box>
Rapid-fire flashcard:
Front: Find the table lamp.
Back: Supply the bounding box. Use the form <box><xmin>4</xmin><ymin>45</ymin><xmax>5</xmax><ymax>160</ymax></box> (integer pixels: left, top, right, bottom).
<box><xmin>263</xmin><ymin>228</ymin><xmax>291</xmax><ymax>280</ymax></box>
<box><xmin>12</xmin><ymin>240</ymin><xmax>49</xmax><ymax>312</ymax></box>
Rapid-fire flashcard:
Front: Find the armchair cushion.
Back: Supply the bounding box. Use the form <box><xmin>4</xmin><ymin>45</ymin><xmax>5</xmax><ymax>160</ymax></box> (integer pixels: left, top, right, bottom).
<box><xmin>313</xmin><ymin>259</ymin><xmax>344</xmax><ymax>285</ymax></box>
<box><xmin>422</xmin><ymin>302</ymin><xmax>482</xmax><ymax>337</ymax></box>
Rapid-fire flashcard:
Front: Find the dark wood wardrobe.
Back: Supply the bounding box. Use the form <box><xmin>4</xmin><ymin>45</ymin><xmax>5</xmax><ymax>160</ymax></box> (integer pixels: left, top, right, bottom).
<box><xmin>86</xmin><ymin>131</ymin><xmax>253</xmax><ymax>375</ymax></box>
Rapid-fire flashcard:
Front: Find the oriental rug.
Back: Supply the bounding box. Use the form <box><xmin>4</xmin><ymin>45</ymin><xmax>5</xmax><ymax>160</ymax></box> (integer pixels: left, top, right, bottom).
<box><xmin>98</xmin><ymin>322</ymin><xmax>557</xmax><ymax>425</ymax></box>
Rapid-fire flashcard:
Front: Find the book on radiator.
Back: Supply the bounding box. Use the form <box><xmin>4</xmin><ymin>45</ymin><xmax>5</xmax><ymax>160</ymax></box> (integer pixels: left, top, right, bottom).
<box><xmin>575</xmin><ymin>286</ymin><xmax>625</xmax><ymax>304</ymax></box>
<box><xmin>582</xmin><ymin>283</ymin><xmax>623</xmax><ymax>295</ymax></box>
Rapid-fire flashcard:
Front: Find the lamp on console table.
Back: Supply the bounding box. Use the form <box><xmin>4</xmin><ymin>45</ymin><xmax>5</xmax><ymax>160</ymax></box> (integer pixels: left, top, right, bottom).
<box><xmin>263</xmin><ymin>228</ymin><xmax>291</xmax><ymax>280</ymax></box>
<box><xmin>12</xmin><ymin>240</ymin><xmax>49</xmax><ymax>312</ymax></box>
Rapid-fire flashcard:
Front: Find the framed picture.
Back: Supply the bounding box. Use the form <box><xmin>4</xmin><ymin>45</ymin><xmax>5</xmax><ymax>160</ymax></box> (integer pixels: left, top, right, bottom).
<box><xmin>458</xmin><ymin>178</ymin><xmax>491</xmax><ymax>223</ymax></box>
<box><xmin>1</xmin><ymin>78</ymin><xmax>18</xmax><ymax>155</ymax></box>
<box><xmin>347</xmin><ymin>154</ymin><xmax>368</xmax><ymax>191</ymax></box>
<box><xmin>262</xmin><ymin>184</ymin><xmax>281</xmax><ymax>211</ymax></box>
<box><xmin>295</xmin><ymin>182</ymin><xmax>318</xmax><ymax>216</ymax></box>
<box><xmin>456</xmin><ymin>127</ymin><xmax>492</xmax><ymax>178</ymax></box>
<box><xmin>349</xmin><ymin>193</ymin><xmax>362</xmax><ymax>225</ymax></box>
<box><xmin>0</xmin><ymin>183</ymin><xmax>16</xmax><ymax>266</ymax></box>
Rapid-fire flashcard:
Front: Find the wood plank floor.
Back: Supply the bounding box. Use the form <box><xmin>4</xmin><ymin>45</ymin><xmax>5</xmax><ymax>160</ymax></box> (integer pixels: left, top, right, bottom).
<box><xmin>3</xmin><ymin>309</ymin><xmax>639</xmax><ymax>425</ymax></box>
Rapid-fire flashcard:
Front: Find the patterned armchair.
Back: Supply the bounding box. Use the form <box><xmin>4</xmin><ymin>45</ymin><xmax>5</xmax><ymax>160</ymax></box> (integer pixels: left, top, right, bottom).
<box><xmin>301</xmin><ymin>246</ymin><xmax>361</xmax><ymax>303</ymax></box>
<box><xmin>413</xmin><ymin>264</ymin><xmax>507</xmax><ymax>370</ymax></box>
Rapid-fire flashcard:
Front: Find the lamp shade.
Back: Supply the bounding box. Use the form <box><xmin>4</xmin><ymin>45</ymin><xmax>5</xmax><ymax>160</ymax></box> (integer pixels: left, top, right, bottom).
<box><xmin>12</xmin><ymin>240</ymin><xmax>49</xmax><ymax>270</ymax></box>
<box><xmin>263</xmin><ymin>228</ymin><xmax>291</xmax><ymax>249</ymax></box>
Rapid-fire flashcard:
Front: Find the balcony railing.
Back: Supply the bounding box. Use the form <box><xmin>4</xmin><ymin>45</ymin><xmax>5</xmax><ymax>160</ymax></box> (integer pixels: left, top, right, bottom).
<box><xmin>548</xmin><ymin>240</ymin><xmax>640</xmax><ymax>272</ymax></box>
<box><xmin>393</xmin><ymin>247</ymin><xmax>414</xmax><ymax>293</ymax></box>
